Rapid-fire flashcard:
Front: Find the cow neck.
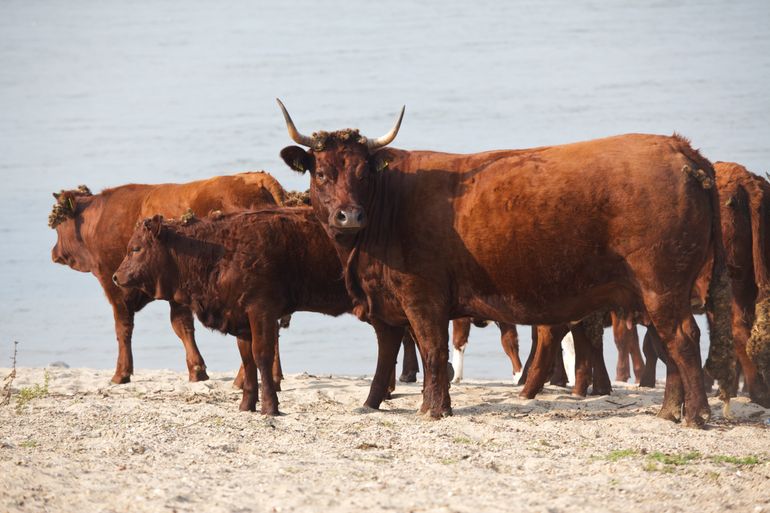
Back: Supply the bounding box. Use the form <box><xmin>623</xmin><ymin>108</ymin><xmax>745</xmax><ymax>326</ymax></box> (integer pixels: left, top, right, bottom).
<box><xmin>340</xmin><ymin>162</ymin><xmax>404</xmax><ymax>320</ymax></box>
<box><xmin>166</xmin><ymin>226</ymin><xmax>222</xmax><ymax>306</ymax></box>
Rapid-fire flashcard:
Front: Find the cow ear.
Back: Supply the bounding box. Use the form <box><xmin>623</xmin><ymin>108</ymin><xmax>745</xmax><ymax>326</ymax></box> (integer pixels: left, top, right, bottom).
<box><xmin>143</xmin><ymin>215</ymin><xmax>164</xmax><ymax>238</ymax></box>
<box><xmin>280</xmin><ymin>146</ymin><xmax>314</xmax><ymax>174</ymax></box>
<box><xmin>52</xmin><ymin>192</ymin><xmax>61</xmax><ymax>200</ymax></box>
<box><xmin>370</xmin><ymin>150</ymin><xmax>392</xmax><ymax>174</ymax></box>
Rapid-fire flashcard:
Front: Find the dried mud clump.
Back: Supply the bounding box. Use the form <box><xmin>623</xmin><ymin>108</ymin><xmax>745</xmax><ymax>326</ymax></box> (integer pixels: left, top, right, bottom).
<box><xmin>283</xmin><ymin>190</ymin><xmax>311</xmax><ymax>207</ymax></box>
<box><xmin>48</xmin><ymin>185</ymin><xmax>92</xmax><ymax>228</ymax></box>
<box><xmin>705</xmin><ymin>270</ymin><xmax>736</xmax><ymax>403</ymax></box>
<box><xmin>747</xmin><ymin>295</ymin><xmax>770</xmax><ymax>387</ymax></box>
<box><xmin>310</xmin><ymin>129</ymin><xmax>367</xmax><ymax>151</ymax></box>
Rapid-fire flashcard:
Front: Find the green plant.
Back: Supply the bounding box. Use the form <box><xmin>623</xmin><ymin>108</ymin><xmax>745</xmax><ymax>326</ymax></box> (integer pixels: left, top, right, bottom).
<box><xmin>15</xmin><ymin>370</ymin><xmax>50</xmax><ymax>414</ymax></box>
<box><xmin>606</xmin><ymin>449</ymin><xmax>637</xmax><ymax>462</ymax></box>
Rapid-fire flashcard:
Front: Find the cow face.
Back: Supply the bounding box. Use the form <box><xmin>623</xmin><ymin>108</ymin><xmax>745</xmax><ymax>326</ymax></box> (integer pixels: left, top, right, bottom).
<box><xmin>281</xmin><ymin>139</ymin><xmax>372</xmax><ymax>237</ymax></box>
<box><xmin>113</xmin><ymin>215</ymin><xmax>172</xmax><ymax>298</ymax></box>
<box><xmin>50</xmin><ymin>190</ymin><xmax>94</xmax><ymax>272</ymax></box>
<box><xmin>276</xmin><ymin>100</ymin><xmax>404</xmax><ymax>239</ymax></box>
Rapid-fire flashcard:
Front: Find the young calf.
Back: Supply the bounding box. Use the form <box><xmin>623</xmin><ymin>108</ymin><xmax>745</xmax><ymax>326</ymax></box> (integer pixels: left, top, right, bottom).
<box><xmin>113</xmin><ymin>208</ymin><xmax>354</xmax><ymax>414</ymax></box>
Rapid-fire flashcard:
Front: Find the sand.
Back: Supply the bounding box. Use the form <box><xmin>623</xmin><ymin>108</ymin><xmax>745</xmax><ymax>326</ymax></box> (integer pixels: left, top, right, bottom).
<box><xmin>1</xmin><ymin>367</ymin><xmax>768</xmax><ymax>513</ymax></box>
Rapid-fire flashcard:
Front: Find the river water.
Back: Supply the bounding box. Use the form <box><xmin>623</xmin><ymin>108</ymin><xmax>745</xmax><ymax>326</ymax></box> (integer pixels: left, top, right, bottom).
<box><xmin>1</xmin><ymin>0</ymin><xmax>768</xmax><ymax>380</ymax></box>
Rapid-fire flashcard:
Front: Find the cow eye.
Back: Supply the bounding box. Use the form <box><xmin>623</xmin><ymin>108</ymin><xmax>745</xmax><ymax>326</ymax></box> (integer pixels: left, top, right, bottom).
<box><xmin>315</xmin><ymin>171</ymin><xmax>326</xmax><ymax>183</ymax></box>
<box><xmin>131</xmin><ymin>247</ymin><xmax>141</xmax><ymax>253</ymax></box>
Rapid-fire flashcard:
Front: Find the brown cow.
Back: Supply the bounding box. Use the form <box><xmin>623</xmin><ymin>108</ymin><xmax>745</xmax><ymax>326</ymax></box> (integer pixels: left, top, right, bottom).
<box><xmin>277</xmin><ymin>100</ymin><xmax>732</xmax><ymax>426</ymax></box>
<box><xmin>634</xmin><ymin>162</ymin><xmax>770</xmax><ymax>407</ymax></box>
<box><xmin>49</xmin><ymin>172</ymin><xmax>286</xmax><ymax>384</ymax></box>
<box><xmin>113</xmin><ymin>208</ymin><xmax>407</xmax><ymax>414</ymax></box>
<box><xmin>449</xmin><ymin>319</ymin><xmax>522</xmax><ymax>384</ymax></box>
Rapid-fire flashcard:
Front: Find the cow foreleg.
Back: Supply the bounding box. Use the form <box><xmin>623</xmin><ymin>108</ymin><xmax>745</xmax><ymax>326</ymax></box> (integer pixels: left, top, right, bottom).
<box><xmin>110</xmin><ymin>301</ymin><xmax>135</xmax><ymax>384</ymax></box>
<box><xmin>408</xmin><ymin>312</ymin><xmax>452</xmax><ymax>418</ymax></box>
<box><xmin>570</xmin><ymin>323</ymin><xmax>592</xmax><ymax>397</ymax></box>
<box><xmin>732</xmin><ymin>302</ymin><xmax>770</xmax><ymax>407</ymax></box>
<box><xmin>451</xmin><ymin>318</ymin><xmax>471</xmax><ymax>384</ymax></box>
<box><xmin>248</xmin><ymin>312</ymin><xmax>279</xmax><ymax>415</ymax></box>
<box><xmin>236</xmin><ymin>336</ymin><xmax>258</xmax><ymax>412</ymax></box>
<box><xmin>611</xmin><ymin>311</ymin><xmax>632</xmax><ymax>382</ymax></box>
<box><xmin>399</xmin><ymin>331</ymin><xmax>419</xmax><ymax>383</ymax></box>
<box><xmin>169</xmin><ymin>301</ymin><xmax>209</xmax><ymax>382</ymax></box>
<box><xmin>363</xmin><ymin>321</ymin><xmax>403</xmax><ymax>410</ymax></box>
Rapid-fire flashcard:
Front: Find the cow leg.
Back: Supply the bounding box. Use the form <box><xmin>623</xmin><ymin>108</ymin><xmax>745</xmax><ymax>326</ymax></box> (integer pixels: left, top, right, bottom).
<box><xmin>520</xmin><ymin>325</ymin><xmax>569</xmax><ymax>399</ymax></box>
<box><xmin>733</xmin><ymin>302</ymin><xmax>770</xmax><ymax>406</ymax></box>
<box><xmin>628</xmin><ymin>327</ymin><xmax>645</xmax><ymax>385</ymax></box>
<box><xmin>247</xmin><ymin>312</ymin><xmax>279</xmax><ymax>415</ymax></box>
<box><xmin>406</xmin><ymin>311</ymin><xmax>451</xmax><ymax>418</ymax></box>
<box><xmin>499</xmin><ymin>323</ymin><xmax>523</xmax><ymax>383</ymax></box>
<box><xmin>571</xmin><ymin>323</ymin><xmax>592</xmax><ymax>397</ymax></box>
<box><xmin>611</xmin><ymin>311</ymin><xmax>632</xmax><ymax>382</ymax></box>
<box><xmin>451</xmin><ymin>318</ymin><xmax>471</xmax><ymax>384</ymax></box>
<box><xmin>110</xmin><ymin>300</ymin><xmax>135</xmax><ymax>384</ymax></box>
<box><xmin>169</xmin><ymin>301</ymin><xmax>209</xmax><ymax>382</ymax></box>
<box><xmin>363</xmin><ymin>321</ymin><xmax>403</xmax><ymax>410</ymax></box>
<box><xmin>519</xmin><ymin>326</ymin><xmax>538</xmax><ymax>385</ymax></box>
<box><xmin>236</xmin><ymin>336</ymin><xmax>258</xmax><ymax>412</ymax></box>
<box><xmin>647</xmin><ymin>303</ymin><xmax>709</xmax><ymax>427</ymax></box>
<box><xmin>586</xmin><ymin>312</ymin><xmax>611</xmax><ymax>396</ymax></box>
<box><xmin>639</xmin><ymin>328</ymin><xmax>660</xmax><ymax>388</ymax></box>
<box><xmin>399</xmin><ymin>331</ymin><xmax>420</xmax><ymax>383</ymax></box>
<box><xmin>550</xmin><ymin>339</ymin><xmax>568</xmax><ymax>387</ymax></box>
<box><xmin>233</xmin><ymin>364</ymin><xmax>245</xmax><ymax>389</ymax></box>
<box><xmin>272</xmin><ymin>332</ymin><xmax>283</xmax><ymax>392</ymax></box>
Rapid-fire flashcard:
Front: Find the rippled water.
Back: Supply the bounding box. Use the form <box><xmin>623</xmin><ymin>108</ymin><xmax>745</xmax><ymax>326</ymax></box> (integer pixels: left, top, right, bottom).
<box><xmin>1</xmin><ymin>0</ymin><xmax>768</xmax><ymax>380</ymax></box>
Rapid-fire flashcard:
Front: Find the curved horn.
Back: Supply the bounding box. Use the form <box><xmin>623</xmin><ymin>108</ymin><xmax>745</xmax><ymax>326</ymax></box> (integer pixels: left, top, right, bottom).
<box><xmin>367</xmin><ymin>106</ymin><xmax>406</xmax><ymax>150</ymax></box>
<box><xmin>276</xmin><ymin>98</ymin><xmax>314</xmax><ymax>147</ymax></box>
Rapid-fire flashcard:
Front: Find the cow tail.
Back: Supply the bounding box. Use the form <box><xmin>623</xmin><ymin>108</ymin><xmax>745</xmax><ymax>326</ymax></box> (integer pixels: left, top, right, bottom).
<box><xmin>746</xmin><ymin>178</ymin><xmax>770</xmax><ymax>388</ymax></box>
<box><xmin>699</xmin><ymin>160</ymin><xmax>735</xmax><ymax>410</ymax></box>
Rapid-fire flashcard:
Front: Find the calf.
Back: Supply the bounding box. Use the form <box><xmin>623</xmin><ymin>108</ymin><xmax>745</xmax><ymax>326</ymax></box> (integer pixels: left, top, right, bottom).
<box><xmin>113</xmin><ymin>208</ymin><xmax>399</xmax><ymax>414</ymax></box>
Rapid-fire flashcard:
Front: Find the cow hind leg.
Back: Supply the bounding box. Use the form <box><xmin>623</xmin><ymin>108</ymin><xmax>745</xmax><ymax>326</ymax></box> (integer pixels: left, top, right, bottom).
<box><xmin>570</xmin><ymin>323</ymin><xmax>592</xmax><ymax>397</ymax></box>
<box><xmin>399</xmin><ymin>331</ymin><xmax>420</xmax><ymax>383</ymax></box>
<box><xmin>647</xmin><ymin>304</ymin><xmax>710</xmax><ymax>427</ymax></box>
<box><xmin>520</xmin><ymin>325</ymin><xmax>569</xmax><ymax>399</ymax></box>
<box><xmin>169</xmin><ymin>301</ymin><xmax>209</xmax><ymax>382</ymax></box>
<box><xmin>451</xmin><ymin>318</ymin><xmax>471</xmax><ymax>384</ymax></box>
<box><xmin>272</xmin><ymin>333</ymin><xmax>283</xmax><ymax>392</ymax></box>
<box><xmin>611</xmin><ymin>312</ymin><xmax>632</xmax><ymax>382</ymax></box>
<box><xmin>586</xmin><ymin>312</ymin><xmax>612</xmax><ymax>396</ymax></box>
<box><xmin>499</xmin><ymin>323</ymin><xmax>523</xmax><ymax>384</ymax></box>
<box><xmin>639</xmin><ymin>327</ymin><xmax>662</xmax><ymax>388</ymax></box>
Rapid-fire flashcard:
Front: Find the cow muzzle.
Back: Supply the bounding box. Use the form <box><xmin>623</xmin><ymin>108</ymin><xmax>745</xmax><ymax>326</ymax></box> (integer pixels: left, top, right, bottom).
<box><xmin>330</xmin><ymin>206</ymin><xmax>366</xmax><ymax>231</ymax></box>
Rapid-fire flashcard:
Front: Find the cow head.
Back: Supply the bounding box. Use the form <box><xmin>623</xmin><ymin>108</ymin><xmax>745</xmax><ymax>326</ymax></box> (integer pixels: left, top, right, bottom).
<box><xmin>49</xmin><ymin>186</ymin><xmax>95</xmax><ymax>272</ymax></box>
<box><xmin>112</xmin><ymin>215</ymin><xmax>174</xmax><ymax>299</ymax></box>
<box><xmin>277</xmin><ymin>99</ymin><xmax>404</xmax><ymax>240</ymax></box>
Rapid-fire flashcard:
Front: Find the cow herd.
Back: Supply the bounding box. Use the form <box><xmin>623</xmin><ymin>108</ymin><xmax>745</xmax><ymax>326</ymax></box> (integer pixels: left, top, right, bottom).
<box><xmin>50</xmin><ymin>100</ymin><xmax>770</xmax><ymax>427</ymax></box>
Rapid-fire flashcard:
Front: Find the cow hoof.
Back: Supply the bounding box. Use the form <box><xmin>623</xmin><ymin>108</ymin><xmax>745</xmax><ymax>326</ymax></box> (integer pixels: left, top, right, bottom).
<box><xmin>428</xmin><ymin>407</ymin><xmax>453</xmax><ymax>420</ymax></box>
<box><xmin>111</xmin><ymin>374</ymin><xmax>131</xmax><ymax>385</ymax></box>
<box><xmin>518</xmin><ymin>389</ymin><xmax>537</xmax><ymax>400</ymax></box>
<box><xmin>261</xmin><ymin>406</ymin><xmax>280</xmax><ymax>416</ymax></box>
<box><xmin>354</xmin><ymin>405</ymin><xmax>379</xmax><ymax>414</ymax></box>
<box><xmin>656</xmin><ymin>406</ymin><xmax>682</xmax><ymax>423</ymax></box>
<box><xmin>590</xmin><ymin>386</ymin><xmax>612</xmax><ymax>396</ymax></box>
<box><xmin>399</xmin><ymin>372</ymin><xmax>417</xmax><ymax>383</ymax></box>
<box><xmin>189</xmin><ymin>366</ymin><xmax>209</xmax><ymax>382</ymax></box>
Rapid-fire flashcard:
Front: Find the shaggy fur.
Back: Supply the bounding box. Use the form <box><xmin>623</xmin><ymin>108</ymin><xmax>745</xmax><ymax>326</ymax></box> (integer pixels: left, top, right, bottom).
<box><xmin>748</xmin><ymin>297</ymin><xmax>770</xmax><ymax>389</ymax></box>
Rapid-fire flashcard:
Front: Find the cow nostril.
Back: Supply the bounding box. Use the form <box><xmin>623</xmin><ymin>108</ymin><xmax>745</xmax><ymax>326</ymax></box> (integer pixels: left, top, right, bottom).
<box><xmin>336</xmin><ymin>211</ymin><xmax>347</xmax><ymax>223</ymax></box>
<box><xmin>112</xmin><ymin>274</ymin><xmax>119</xmax><ymax>285</ymax></box>
<box><xmin>356</xmin><ymin>211</ymin><xmax>365</xmax><ymax>223</ymax></box>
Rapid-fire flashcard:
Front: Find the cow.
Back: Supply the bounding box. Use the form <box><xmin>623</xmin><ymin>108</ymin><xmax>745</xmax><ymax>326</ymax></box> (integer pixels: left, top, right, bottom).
<box><xmin>49</xmin><ymin>172</ymin><xmax>286</xmax><ymax>385</ymax></box>
<box><xmin>277</xmin><ymin>99</ymin><xmax>732</xmax><ymax>426</ymax></box>
<box><xmin>634</xmin><ymin>161</ymin><xmax>770</xmax><ymax>407</ymax></box>
<box><xmin>112</xmin><ymin>208</ymin><xmax>409</xmax><ymax>414</ymax></box>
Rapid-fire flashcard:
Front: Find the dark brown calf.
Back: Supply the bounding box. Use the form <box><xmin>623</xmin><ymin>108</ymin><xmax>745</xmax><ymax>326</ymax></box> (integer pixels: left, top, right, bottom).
<box><xmin>114</xmin><ymin>208</ymin><xmax>404</xmax><ymax>414</ymax></box>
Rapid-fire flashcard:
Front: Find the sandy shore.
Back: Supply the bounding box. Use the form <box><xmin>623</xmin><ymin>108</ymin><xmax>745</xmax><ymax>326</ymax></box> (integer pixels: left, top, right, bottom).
<box><xmin>1</xmin><ymin>367</ymin><xmax>768</xmax><ymax>513</ymax></box>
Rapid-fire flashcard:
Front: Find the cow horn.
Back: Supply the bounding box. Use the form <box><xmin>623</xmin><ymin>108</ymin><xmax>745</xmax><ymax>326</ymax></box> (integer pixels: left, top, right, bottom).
<box><xmin>276</xmin><ymin>98</ymin><xmax>314</xmax><ymax>148</ymax></box>
<box><xmin>366</xmin><ymin>106</ymin><xmax>406</xmax><ymax>150</ymax></box>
